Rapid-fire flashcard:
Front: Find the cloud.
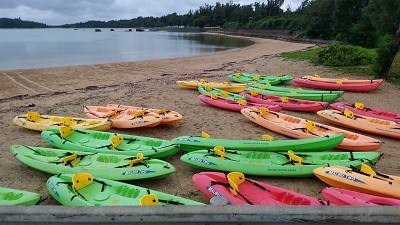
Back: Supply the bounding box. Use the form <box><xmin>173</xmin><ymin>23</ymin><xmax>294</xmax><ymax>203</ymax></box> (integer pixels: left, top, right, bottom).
<box><xmin>0</xmin><ymin>0</ymin><xmax>304</xmax><ymax>25</ymax></box>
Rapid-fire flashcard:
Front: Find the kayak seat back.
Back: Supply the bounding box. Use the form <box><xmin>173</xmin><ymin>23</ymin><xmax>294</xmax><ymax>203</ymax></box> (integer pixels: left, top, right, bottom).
<box><xmin>60</xmin><ymin>126</ymin><xmax>74</xmax><ymax>139</ymax></box>
<box><xmin>110</xmin><ymin>136</ymin><xmax>123</xmax><ymax>150</ymax></box>
<box><xmin>61</xmin><ymin>117</ymin><xmax>73</xmax><ymax>126</ymax></box>
<box><xmin>220</xmin><ymin>91</ymin><xmax>229</xmax><ymax>97</ymax></box>
<box><xmin>227</xmin><ymin>172</ymin><xmax>245</xmax><ymax>195</ymax></box>
<box><xmin>140</xmin><ymin>194</ymin><xmax>158</xmax><ymax>206</ymax></box>
<box><xmin>238</xmin><ymin>99</ymin><xmax>247</xmax><ymax>106</ymax></box>
<box><xmin>360</xmin><ymin>163</ymin><xmax>376</xmax><ymax>177</ymax></box>
<box><xmin>96</xmin><ymin>107</ymin><xmax>110</xmax><ymax>112</ymax></box>
<box><xmin>27</xmin><ymin>112</ymin><xmax>40</xmax><ymax>122</ymax></box>
<box><xmin>72</xmin><ymin>173</ymin><xmax>93</xmax><ymax>191</ymax></box>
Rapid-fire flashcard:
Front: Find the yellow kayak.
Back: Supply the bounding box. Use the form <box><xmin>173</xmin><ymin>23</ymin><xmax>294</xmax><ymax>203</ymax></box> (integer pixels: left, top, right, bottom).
<box><xmin>176</xmin><ymin>79</ymin><xmax>254</xmax><ymax>93</ymax></box>
<box><xmin>13</xmin><ymin>112</ymin><xmax>112</xmax><ymax>131</ymax></box>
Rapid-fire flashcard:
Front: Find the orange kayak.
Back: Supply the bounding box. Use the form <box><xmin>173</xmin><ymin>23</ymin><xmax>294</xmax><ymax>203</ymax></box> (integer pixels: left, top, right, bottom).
<box><xmin>317</xmin><ymin>109</ymin><xmax>400</xmax><ymax>139</ymax></box>
<box><xmin>313</xmin><ymin>164</ymin><xmax>400</xmax><ymax>200</ymax></box>
<box><xmin>106</xmin><ymin>104</ymin><xmax>183</xmax><ymax>125</ymax></box>
<box><xmin>240</xmin><ymin>107</ymin><xmax>383</xmax><ymax>151</ymax></box>
<box><xmin>83</xmin><ymin>106</ymin><xmax>162</xmax><ymax>128</ymax></box>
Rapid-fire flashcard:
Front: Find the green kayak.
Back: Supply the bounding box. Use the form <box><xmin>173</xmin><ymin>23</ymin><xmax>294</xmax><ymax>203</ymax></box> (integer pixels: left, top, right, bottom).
<box><xmin>252</xmin><ymin>83</ymin><xmax>345</xmax><ymax>96</ymax></box>
<box><xmin>197</xmin><ymin>85</ymin><xmax>246</xmax><ymax>100</ymax></box>
<box><xmin>180</xmin><ymin>147</ymin><xmax>381</xmax><ymax>177</ymax></box>
<box><xmin>245</xmin><ymin>87</ymin><xmax>341</xmax><ymax>102</ymax></box>
<box><xmin>228</xmin><ymin>73</ymin><xmax>281</xmax><ymax>85</ymax></box>
<box><xmin>46</xmin><ymin>173</ymin><xmax>205</xmax><ymax>206</ymax></box>
<box><xmin>40</xmin><ymin>127</ymin><xmax>179</xmax><ymax>158</ymax></box>
<box><xmin>172</xmin><ymin>133</ymin><xmax>344</xmax><ymax>152</ymax></box>
<box><xmin>11</xmin><ymin>145</ymin><xmax>175</xmax><ymax>180</ymax></box>
<box><xmin>0</xmin><ymin>186</ymin><xmax>41</xmax><ymax>206</ymax></box>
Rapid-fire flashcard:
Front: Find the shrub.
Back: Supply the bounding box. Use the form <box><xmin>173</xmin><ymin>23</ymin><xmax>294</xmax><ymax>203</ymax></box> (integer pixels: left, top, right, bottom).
<box><xmin>317</xmin><ymin>44</ymin><xmax>374</xmax><ymax>67</ymax></box>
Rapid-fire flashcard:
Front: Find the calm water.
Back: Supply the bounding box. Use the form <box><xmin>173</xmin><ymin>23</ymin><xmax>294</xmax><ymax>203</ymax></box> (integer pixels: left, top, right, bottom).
<box><xmin>0</xmin><ymin>28</ymin><xmax>254</xmax><ymax>70</ymax></box>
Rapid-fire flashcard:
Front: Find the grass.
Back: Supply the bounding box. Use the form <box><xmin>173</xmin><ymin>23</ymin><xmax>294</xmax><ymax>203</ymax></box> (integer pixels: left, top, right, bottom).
<box><xmin>280</xmin><ymin>46</ymin><xmax>400</xmax><ymax>84</ymax></box>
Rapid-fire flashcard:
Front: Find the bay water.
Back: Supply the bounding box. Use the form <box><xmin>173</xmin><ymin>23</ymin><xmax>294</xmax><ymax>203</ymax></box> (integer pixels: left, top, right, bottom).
<box><xmin>0</xmin><ymin>28</ymin><xmax>254</xmax><ymax>70</ymax></box>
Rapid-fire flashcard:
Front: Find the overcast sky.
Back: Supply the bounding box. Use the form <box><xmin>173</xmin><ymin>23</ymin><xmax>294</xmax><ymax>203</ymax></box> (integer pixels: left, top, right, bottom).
<box><xmin>0</xmin><ymin>0</ymin><xmax>303</xmax><ymax>26</ymax></box>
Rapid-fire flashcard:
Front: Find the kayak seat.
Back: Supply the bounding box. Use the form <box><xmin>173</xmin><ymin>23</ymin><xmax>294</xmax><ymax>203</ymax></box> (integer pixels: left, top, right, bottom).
<box><xmin>248</xmin><ymin>152</ymin><xmax>271</xmax><ymax>159</ymax></box>
<box><xmin>4</xmin><ymin>192</ymin><xmax>23</xmax><ymax>201</ymax></box>
<box><xmin>146</xmin><ymin>140</ymin><xmax>163</xmax><ymax>147</ymax></box>
<box><xmin>344</xmin><ymin>133</ymin><xmax>358</xmax><ymax>140</ymax></box>
<box><xmin>321</xmin><ymin>154</ymin><xmax>348</xmax><ymax>160</ymax></box>
<box><xmin>369</xmin><ymin>118</ymin><xmax>390</xmax><ymax>125</ymax></box>
<box><xmin>259</xmin><ymin>198</ymin><xmax>281</xmax><ymax>205</ymax></box>
<box><xmin>284</xmin><ymin>117</ymin><xmax>301</xmax><ymax>124</ymax></box>
<box><xmin>96</xmin><ymin>107</ymin><xmax>110</xmax><ymax>113</ymax></box>
<box><xmin>116</xmin><ymin>185</ymin><xmax>140</xmax><ymax>198</ymax></box>
<box><xmin>96</xmin><ymin>155</ymin><xmax>119</xmax><ymax>163</ymax></box>
<box><xmin>276</xmin><ymin>192</ymin><xmax>295</xmax><ymax>204</ymax></box>
<box><xmin>92</xmin><ymin>132</ymin><xmax>111</xmax><ymax>140</ymax></box>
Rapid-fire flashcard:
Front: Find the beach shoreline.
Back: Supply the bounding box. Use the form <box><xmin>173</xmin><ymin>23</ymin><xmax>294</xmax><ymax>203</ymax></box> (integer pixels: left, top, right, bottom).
<box><xmin>1</xmin><ymin>34</ymin><xmax>399</xmax><ymax>206</ymax></box>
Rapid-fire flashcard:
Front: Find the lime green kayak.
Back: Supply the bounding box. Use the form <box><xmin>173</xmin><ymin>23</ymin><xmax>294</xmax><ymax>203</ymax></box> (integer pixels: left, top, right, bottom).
<box><xmin>46</xmin><ymin>173</ymin><xmax>205</xmax><ymax>206</ymax></box>
<box><xmin>180</xmin><ymin>148</ymin><xmax>381</xmax><ymax>177</ymax></box>
<box><xmin>11</xmin><ymin>145</ymin><xmax>175</xmax><ymax>180</ymax></box>
<box><xmin>252</xmin><ymin>83</ymin><xmax>345</xmax><ymax>96</ymax></box>
<box><xmin>0</xmin><ymin>187</ymin><xmax>41</xmax><ymax>206</ymax></box>
<box><xmin>197</xmin><ymin>85</ymin><xmax>246</xmax><ymax>100</ymax></box>
<box><xmin>40</xmin><ymin>127</ymin><xmax>179</xmax><ymax>158</ymax></box>
<box><xmin>172</xmin><ymin>133</ymin><xmax>344</xmax><ymax>152</ymax></box>
<box><xmin>228</xmin><ymin>73</ymin><xmax>281</xmax><ymax>85</ymax></box>
<box><xmin>245</xmin><ymin>87</ymin><xmax>341</xmax><ymax>102</ymax></box>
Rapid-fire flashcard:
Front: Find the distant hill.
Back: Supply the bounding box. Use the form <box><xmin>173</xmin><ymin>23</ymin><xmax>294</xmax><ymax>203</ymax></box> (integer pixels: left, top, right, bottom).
<box><xmin>0</xmin><ymin>18</ymin><xmax>49</xmax><ymax>28</ymax></box>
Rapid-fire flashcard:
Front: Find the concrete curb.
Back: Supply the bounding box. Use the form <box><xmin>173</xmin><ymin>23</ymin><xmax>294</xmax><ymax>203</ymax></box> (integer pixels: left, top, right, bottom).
<box><xmin>1</xmin><ymin>205</ymin><xmax>400</xmax><ymax>224</ymax></box>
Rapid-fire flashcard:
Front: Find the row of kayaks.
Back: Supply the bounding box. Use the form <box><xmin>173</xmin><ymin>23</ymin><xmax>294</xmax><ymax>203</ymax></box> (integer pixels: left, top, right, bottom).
<box><xmin>9</xmin><ymin>164</ymin><xmax>400</xmax><ymax>206</ymax></box>
<box><xmin>13</xmin><ymin>103</ymin><xmax>183</xmax><ymax>131</ymax></box>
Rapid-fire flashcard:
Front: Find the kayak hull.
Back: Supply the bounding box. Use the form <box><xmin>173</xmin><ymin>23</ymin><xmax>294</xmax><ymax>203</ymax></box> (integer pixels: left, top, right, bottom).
<box><xmin>180</xmin><ymin>150</ymin><xmax>381</xmax><ymax>177</ymax></box>
<box><xmin>40</xmin><ymin>128</ymin><xmax>179</xmax><ymax>158</ymax></box>
<box><xmin>241</xmin><ymin>107</ymin><xmax>383</xmax><ymax>151</ymax></box>
<box><xmin>46</xmin><ymin>173</ymin><xmax>205</xmax><ymax>206</ymax></box>
<box><xmin>172</xmin><ymin>133</ymin><xmax>344</xmax><ymax>152</ymax></box>
<box><xmin>11</xmin><ymin>145</ymin><xmax>176</xmax><ymax>180</ymax></box>
<box><xmin>293</xmin><ymin>78</ymin><xmax>382</xmax><ymax>92</ymax></box>
<box><xmin>193</xmin><ymin>172</ymin><xmax>329</xmax><ymax>205</ymax></box>
<box><xmin>198</xmin><ymin>94</ymin><xmax>282</xmax><ymax>112</ymax></box>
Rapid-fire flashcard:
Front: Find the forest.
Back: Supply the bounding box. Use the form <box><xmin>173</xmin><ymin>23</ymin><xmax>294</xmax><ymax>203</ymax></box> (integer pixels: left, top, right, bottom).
<box><xmin>0</xmin><ymin>0</ymin><xmax>399</xmax><ymax>80</ymax></box>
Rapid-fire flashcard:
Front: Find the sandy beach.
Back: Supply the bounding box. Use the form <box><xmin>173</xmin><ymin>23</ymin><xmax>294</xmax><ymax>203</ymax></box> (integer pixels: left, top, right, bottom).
<box><xmin>1</xmin><ymin>34</ymin><xmax>399</xmax><ymax>206</ymax></box>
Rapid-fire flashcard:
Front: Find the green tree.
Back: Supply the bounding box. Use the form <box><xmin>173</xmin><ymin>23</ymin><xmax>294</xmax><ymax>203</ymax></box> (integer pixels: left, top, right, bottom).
<box><xmin>366</xmin><ymin>0</ymin><xmax>400</xmax><ymax>80</ymax></box>
<box><xmin>303</xmin><ymin>0</ymin><xmax>336</xmax><ymax>39</ymax></box>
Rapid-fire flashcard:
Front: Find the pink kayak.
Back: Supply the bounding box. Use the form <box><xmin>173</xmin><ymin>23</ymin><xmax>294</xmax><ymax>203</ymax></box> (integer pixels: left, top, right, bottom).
<box><xmin>193</xmin><ymin>171</ymin><xmax>331</xmax><ymax>206</ymax></box>
<box><xmin>197</xmin><ymin>94</ymin><xmax>282</xmax><ymax>112</ymax></box>
<box><xmin>240</xmin><ymin>91</ymin><xmax>329</xmax><ymax>112</ymax></box>
<box><xmin>330</xmin><ymin>102</ymin><xmax>400</xmax><ymax>122</ymax></box>
<box><xmin>321</xmin><ymin>187</ymin><xmax>400</xmax><ymax>206</ymax></box>
<box><xmin>293</xmin><ymin>78</ymin><xmax>382</xmax><ymax>92</ymax></box>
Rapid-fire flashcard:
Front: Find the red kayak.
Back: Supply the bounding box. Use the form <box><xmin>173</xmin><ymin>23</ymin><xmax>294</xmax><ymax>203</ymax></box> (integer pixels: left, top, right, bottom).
<box><xmin>321</xmin><ymin>187</ymin><xmax>400</xmax><ymax>206</ymax></box>
<box><xmin>240</xmin><ymin>91</ymin><xmax>329</xmax><ymax>112</ymax></box>
<box><xmin>197</xmin><ymin>94</ymin><xmax>282</xmax><ymax>112</ymax></box>
<box><xmin>330</xmin><ymin>102</ymin><xmax>400</xmax><ymax>122</ymax></box>
<box><xmin>293</xmin><ymin>78</ymin><xmax>382</xmax><ymax>92</ymax></box>
<box><xmin>192</xmin><ymin>171</ymin><xmax>331</xmax><ymax>206</ymax></box>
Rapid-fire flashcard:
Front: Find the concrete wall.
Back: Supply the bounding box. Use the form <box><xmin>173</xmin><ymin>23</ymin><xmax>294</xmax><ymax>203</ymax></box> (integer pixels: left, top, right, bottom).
<box><xmin>1</xmin><ymin>205</ymin><xmax>400</xmax><ymax>224</ymax></box>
